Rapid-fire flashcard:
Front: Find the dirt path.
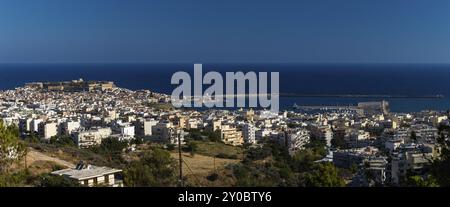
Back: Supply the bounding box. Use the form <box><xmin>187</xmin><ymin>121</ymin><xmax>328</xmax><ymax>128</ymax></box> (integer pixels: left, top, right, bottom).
<box><xmin>26</xmin><ymin>148</ymin><xmax>75</xmax><ymax>168</ymax></box>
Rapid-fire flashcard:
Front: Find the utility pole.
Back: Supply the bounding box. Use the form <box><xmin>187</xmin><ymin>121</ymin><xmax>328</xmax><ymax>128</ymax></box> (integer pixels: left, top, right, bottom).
<box><xmin>24</xmin><ymin>148</ymin><xmax>28</xmax><ymax>170</ymax></box>
<box><xmin>178</xmin><ymin>132</ymin><xmax>183</xmax><ymax>187</ymax></box>
<box><xmin>213</xmin><ymin>155</ymin><xmax>216</xmax><ymax>173</ymax></box>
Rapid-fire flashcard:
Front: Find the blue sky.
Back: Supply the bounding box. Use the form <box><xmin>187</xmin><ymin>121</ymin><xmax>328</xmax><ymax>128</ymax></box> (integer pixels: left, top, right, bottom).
<box><xmin>1</xmin><ymin>0</ymin><xmax>450</xmax><ymax>63</ymax></box>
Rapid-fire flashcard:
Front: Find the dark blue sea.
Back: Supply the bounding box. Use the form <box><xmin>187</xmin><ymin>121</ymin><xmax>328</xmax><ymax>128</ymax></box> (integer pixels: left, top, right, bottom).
<box><xmin>1</xmin><ymin>63</ymin><xmax>450</xmax><ymax>113</ymax></box>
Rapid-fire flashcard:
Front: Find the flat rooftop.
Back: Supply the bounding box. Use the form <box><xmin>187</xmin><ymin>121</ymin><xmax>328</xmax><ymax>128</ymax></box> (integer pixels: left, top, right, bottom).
<box><xmin>51</xmin><ymin>165</ymin><xmax>122</xmax><ymax>180</ymax></box>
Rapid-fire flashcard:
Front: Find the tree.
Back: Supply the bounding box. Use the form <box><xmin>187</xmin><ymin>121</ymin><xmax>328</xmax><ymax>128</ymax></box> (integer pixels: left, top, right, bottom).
<box><xmin>187</xmin><ymin>129</ymin><xmax>203</xmax><ymax>140</ymax></box>
<box><xmin>331</xmin><ymin>136</ymin><xmax>348</xmax><ymax>149</ymax></box>
<box><xmin>405</xmin><ymin>175</ymin><xmax>439</xmax><ymax>187</ymax></box>
<box><xmin>0</xmin><ymin>170</ymin><xmax>31</xmax><ymax>187</ymax></box>
<box><xmin>430</xmin><ymin>147</ymin><xmax>450</xmax><ymax>186</ymax></box>
<box><xmin>185</xmin><ymin>141</ymin><xmax>198</xmax><ymax>156</ymax></box>
<box><xmin>231</xmin><ymin>163</ymin><xmax>280</xmax><ymax>187</ymax></box>
<box><xmin>0</xmin><ymin>121</ymin><xmax>27</xmax><ymax>173</ymax></box>
<box><xmin>35</xmin><ymin>174</ymin><xmax>81</xmax><ymax>187</ymax></box>
<box><xmin>430</xmin><ymin>125</ymin><xmax>450</xmax><ymax>186</ymax></box>
<box><xmin>244</xmin><ymin>145</ymin><xmax>272</xmax><ymax>161</ymax></box>
<box><xmin>300</xmin><ymin>162</ymin><xmax>345</xmax><ymax>187</ymax></box>
<box><xmin>410</xmin><ymin>131</ymin><xmax>417</xmax><ymax>142</ymax></box>
<box><xmin>92</xmin><ymin>137</ymin><xmax>128</xmax><ymax>163</ymax></box>
<box><xmin>24</xmin><ymin>132</ymin><xmax>40</xmax><ymax>143</ymax></box>
<box><xmin>50</xmin><ymin>135</ymin><xmax>76</xmax><ymax>147</ymax></box>
<box><xmin>123</xmin><ymin>147</ymin><xmax>177</xmax><ymax>187</ymax></box>
<box><xmin>132</xmin><ymin>137</ymin><xmax>144</xmax><ymax>145</ymax></box>
<box><xmin>204</xmin><ymin>129</ymin><xmax>221</xmax><ymax>142</ymax></box>
<box><xmin>292</xmin><ymin>149</ymin><xmax>321</xmax><ymax>172</ymax></box>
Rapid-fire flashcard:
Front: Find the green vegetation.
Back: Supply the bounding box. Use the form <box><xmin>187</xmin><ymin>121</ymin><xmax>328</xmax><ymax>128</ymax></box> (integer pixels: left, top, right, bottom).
<box><xmin>49</xmin><ymin>135</ymin><xmax>76</xmax><ymax>147</ymax></box>
<box><xmin>229</xmin><ymin>140</ymin><xmax>345</xmax><ymax>187</ymax></box>
<box><xmin>300</xmin><ymin>162</ymin><xmax>345</xmax><ymax>187</ymax></box>
<box><xmin>0</xmin><ymin>121</ymin><xmax>27</xmax><ymax>173</ymax></box>
<box><xmin>231</xmin><ymin>162</ymin><xmax>296</xmax><ymax>187</ymax></box>
<box><xmin>405</xmin><ymin>175</ymin><xmax>438</xmax><ymax>187</ymax></box>
<box><xmin>187</xmin><ymin>128</ymin><xmax>221</xmax><ymax>142</ymax></box>
<box><xmin>27</xmin><ymin>142</ymin><xmax>111</xmax><ymax>167</ymax></box>
<box><xmin>188</xmin><ymin>140</ymin><xmax>243</xmax><ymax>159</ymax></box>
<box><xmin>410</xmin><ymin>131</ymin><xmax>417</xmax><ymax>142</ymax></box>
<box><xmin>184</xmin><ymin>141</ymin><xmax>198</xmax><ymax>156</ymax></box>
<box><xmin>35</xmin><ymin>174</ymin><xmax>81</xmax><ymax>187</ymax></box>
<box><xmin>0</xmin><ymin>170</ymin><xmax>32</xmax><ymax>187</ymax></box>
<box><xmin>331</xmin><ymin>135</ymin><xmax>348</xmax><ymax>149</ymax></box>
<box><xmin>24</xmin><ymin>132</ymin><xmax>40</xmax><ymax>143</ymax></box>
<box><xmin>0</xmin><ymin>169</ymin><xmax>80</xmax><ymax>187</ymax></box>
<box><xmin>287</xmin><ymin>122</ymin><xmax>303</xmax><ymax>129</ymax></box>
<box><xmin>91</xmin><ymin>137</ymin><xmax>128</xmax><ymax>165</ymax></box>
<box><xmin>123</xmin><ymin>147</ymin><xmax>177</xmax><ymax>187</ymax></box>
<box><xmin>0</xmin><ymin>119</ymin><xmax>344</xmax><ymax>187</ymax></box>
<box><xmin>424</xmin><ymin>124</ymin><xmax>450</xmax><ymax>186</ymax></box>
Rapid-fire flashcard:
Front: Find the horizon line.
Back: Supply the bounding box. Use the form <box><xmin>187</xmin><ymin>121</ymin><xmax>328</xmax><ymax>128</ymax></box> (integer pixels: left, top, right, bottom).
<box><xmin>2</xmin><ymin>61</ymin><xmax>450</xmax><ymax>65</ymax></box>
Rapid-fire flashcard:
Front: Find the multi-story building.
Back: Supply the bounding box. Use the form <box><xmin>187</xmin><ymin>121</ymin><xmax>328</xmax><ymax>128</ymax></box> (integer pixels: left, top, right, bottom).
<box><xmin>391</xmin><ymin>143</ymin><xmax>434</xmax><ymax>184</ymax></box>
<box><xmin>61</xmin><ymin>120</ymin><xmax>81</xmax><ymax>135</ymax></box>
<box><xmin>243</xmin><ymin>123</ymin><xmax>256</xmax><ymax>144</ymax></box>
<box><xmin>385</xmin><ymin>138</ymin><xmax>404</xmax><ymax>152</ymax></box>
<box><xmin>151</xmin><ymin>122</ymin><xmax>186</xmax><ymax>144</ymax></box>
<box><xmin>73</xmin><ymin>127</ymin><xmax>112</xmax><ymax>148</ymax></box>
<box><xmin>31</xmin><ymin>119</ymin><xmax>43</xmax><ymax>133</ymax></box>
<box><xmin>135</xmin><ymin>119</ymin><xmax>159</xmax><ymax>137</ymax></box>
<box><xmin>220</xmin><ymin>125</ymin><xmax>243</xmax><ymax>146</ymax></box>
<box><xmin>333</xmin><ymin>147</ymin><xmax>379</xmax><ymax>169</ymax></box>
<box><xmin>287</xmin><ymin>129</ymin><xmax>310</xmax><ymax>156</ymax></box>
<box><xmin>19</xmin><ymin>118</ymin><xmax>33</xmax><ymax>133</ymax></box>
<box><xmin>310</xmin><ymin>125</ymin><xmax>333</xmax><ymax>147</ymax></box>
<box><xmin>255</xmin><ymin>128</ymin><xmax>272</xmax><ymax>141</ymax></box>
<box><xmin>39</xmin><ymin>122</ymin><xmax>58</xmax><ymax>140</ymax></box>
<box><xmin>120</xmin><ymin>125</ymin><xmax>135</xmax><ymax>139</ymax></box>
<box><xmin>430</xmin><ymin>115</ymin><xmax>448</xmax><ymax>126</ymax></box>
<box><xmin>364</xmin><ymin>156</ymin><xmax>388</xmax><ymax>185</ymax></box>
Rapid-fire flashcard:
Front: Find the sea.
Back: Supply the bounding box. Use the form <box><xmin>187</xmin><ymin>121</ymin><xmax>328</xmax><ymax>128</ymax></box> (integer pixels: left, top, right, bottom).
<box><xmin>1</xmin><ymin>63</ymin><xmax>450</xmax><ymax>113</ymax></box>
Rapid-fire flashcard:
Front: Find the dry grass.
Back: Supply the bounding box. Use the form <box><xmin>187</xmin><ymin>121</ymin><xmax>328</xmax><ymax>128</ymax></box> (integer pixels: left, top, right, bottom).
<box><xmin>190</xmin><ymin>141</ymin><xmax>244</xmax><ymax>159</ymax></box>
<box><xmin>170</xmin><ymin>152</ymin><xmax>239</xmax><ymax>187</ymax></box>
<box><xmin>9</xmin><ymin>148</ymin><xmax>75</xmax><ymax>176</ymax></box>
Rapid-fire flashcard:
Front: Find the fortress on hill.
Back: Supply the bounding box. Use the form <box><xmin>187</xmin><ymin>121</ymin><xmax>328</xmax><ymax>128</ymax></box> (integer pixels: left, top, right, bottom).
<box><xmin>25</xmin><ymin>78</ymin><xmax>115</xmax><ymax>92</ymax></box>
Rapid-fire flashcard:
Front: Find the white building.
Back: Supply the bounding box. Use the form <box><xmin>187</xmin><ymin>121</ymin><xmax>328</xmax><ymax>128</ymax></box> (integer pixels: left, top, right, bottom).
<box><xmin>73</xmin><ymin>127</ymin><xmax>112</xmax><ymax>148</ymax></box>
<box><xmin>287</xmin><ymin>129</ymin><xmax>310</xmax><ymax>156</ymax></box>
<box><xmin>385</xmin><ymin>138</ymin><xmax>404</xmax><ymax>152</ymax></box>
<box><xmin>39</xmin><ymin>122</ymin><xmax>58</xmax><ymax>140</ymax></box>
<box><xmin>151</xmin><ymin>122</ymin><xmax>186</xmax><ymax>144</ymax></box>
<box><xmin>121</xmin><ymin>125</ymin><xmax>135</xmax><ymax>138</ymax></box>
<box><xmin>143</xmin><ymin>119</ymin><xmax>158</xmax><ymax>136</ymax></box>
<box><xmin>430</xmin><ymin>115</ymin><xmax>448</xmax><ymax>126</ymax></box>
<box><xmin>51</xmin><ymin>161</ymin><xmax>123</xmax><ymax>187</ymax></box>
<box><xmin>31</xmin><ymin>119</ymin><xmax>43</xmax><ymax>133</ymax></box>
<box><xmin>62</xmin><ymin>120</ymin><xmax>81</xmax><ymax>135</ymax></box>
